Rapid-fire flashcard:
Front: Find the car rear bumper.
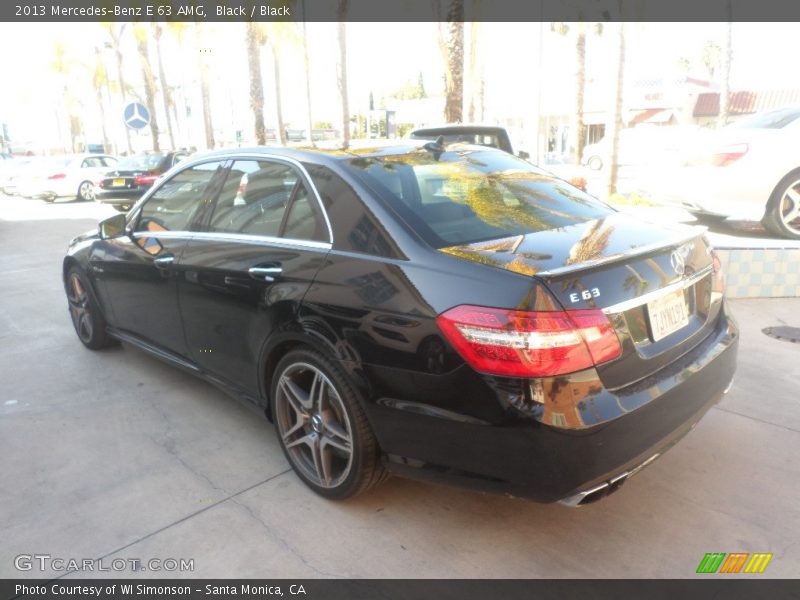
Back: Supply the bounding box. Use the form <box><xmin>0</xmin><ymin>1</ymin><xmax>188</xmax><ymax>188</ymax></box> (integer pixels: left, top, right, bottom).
<box><xmin>94</xmin><ymin>189</ymin><xmax>142</xmax><ymax>206</ymax></box>
<box><xmin>373</xmin><ymin>303</ymin><xmax>738</xmax><ymax>503</ymax></box>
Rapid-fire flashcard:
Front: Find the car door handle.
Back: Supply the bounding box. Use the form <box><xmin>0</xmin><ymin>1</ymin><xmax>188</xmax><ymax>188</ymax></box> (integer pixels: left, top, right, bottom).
<box><xmin>248</xmin><ymin>266</ymin><xmax>283</xmax><ymax>282</ymax></box>
<box><xmin>154</xmin><ymin>255</ymin><xmax>175</xmax><ymax>268</ymax></box>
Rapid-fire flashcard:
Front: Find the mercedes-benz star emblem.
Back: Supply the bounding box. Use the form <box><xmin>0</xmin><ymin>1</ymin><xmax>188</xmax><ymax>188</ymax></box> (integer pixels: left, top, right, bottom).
<box><xmin>670</xmin><ymin>250</ymin><xmax>686</xmax><ymax>276</ymax></box>
<box><xmin>124</xmin><ymin>103</ymin><xmax>149</xmax><ymax>129</ymax></box>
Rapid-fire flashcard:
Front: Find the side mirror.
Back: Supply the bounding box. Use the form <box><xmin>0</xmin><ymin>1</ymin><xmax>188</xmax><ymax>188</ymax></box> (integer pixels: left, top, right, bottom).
<box><xmin>99</xmin><ymin>213</ymin><xmax>128</xmax><ymax>240</ymax></box>
<box><xmin>517</xmin><ymin>150</ymin><xmax>530</xmax><ymax>160</ymax></box>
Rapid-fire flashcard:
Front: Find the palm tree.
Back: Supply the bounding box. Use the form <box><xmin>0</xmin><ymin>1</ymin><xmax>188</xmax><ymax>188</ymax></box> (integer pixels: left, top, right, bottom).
<box><xmin>435</xmin><ymin>0</ymin><xmax>465</xmax><ymax>123</ymax></box>
<box><xmin>301</xmin><ymin>3</ymin><xmax>314</xmax><ymax>145</ymax></box>
<box><xmin>133</xmin><ymin>24</ymin><xmax>161</xmax><ymax>151</ymax></box>
<box><xmin>194</xmin><ymin>23</ymin><xmax>215</xmax><ymax>150</ymax></box>
<box><xmin>467</xmin><ymin>21</ymin><xmax>480</xmax><ymax>122</ymax></box>
<box><xmin>718</xmin><ymin>12</ymin><xmax>733</xmax><ymax>128</ymax></box>
<box><xmin>153</xmin><ymin>24</ymin><xmax>176</xmax><ymax>149</ymax></box>
<box><xmin>51</xmin><ymin>41</ymin><xmax>82</xmax><ymax>153</ymax></box>
<box><xmin>336</xmin><ymin>0</ymin><xmax>350</xmax><ymax>147</ymax></box>
<box><xmin>246</xmin><ymin>23</ymin><xmax>267</xmax><ymax>145</ymax></box>
<box><xmin>551</xmin><ymin>22</ymin><xmax>603</xmax><ymax>166</ymax></box>
<box><xmin>607</xmin><ymin>23</ymin><xmax>626</xmax><ymax>197</ymax></box>
<box><xmin>92</xmin><ymin>46</ymin><xmax>111</xmax><ymax>153</ymax></box>
<box><xmin>270</xmin><ymin>38</ymin><xmax>288</xmax><ymax>146</ymax></box>
<box><xmin>102</xmin><ymin>23</ymin><xmax>133</xmax><ymax>153</ymax></box>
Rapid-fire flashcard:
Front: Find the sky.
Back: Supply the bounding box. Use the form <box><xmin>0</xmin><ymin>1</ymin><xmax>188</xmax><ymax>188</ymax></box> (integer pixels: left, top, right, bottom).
<box><xmin>0</xmin><ymin>21</ymin><xmax>799</xmax><ymax>152</ymax></box>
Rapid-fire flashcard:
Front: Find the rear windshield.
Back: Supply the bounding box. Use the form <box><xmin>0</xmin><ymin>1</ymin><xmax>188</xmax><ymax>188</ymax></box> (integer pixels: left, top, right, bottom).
<box><xmin>116</xmin><ymin>153</ymin><xmax>166</xmax><ymax>171</ymax></box>
<box><xmin>343</xmin><ymin>148</ymin><xmax>612</xmax><ymax>248</ymax></box>
<box><xmin>728</xmin><ymin>108</ymin><xmax>800</xmax><ymax>129</ymax></box>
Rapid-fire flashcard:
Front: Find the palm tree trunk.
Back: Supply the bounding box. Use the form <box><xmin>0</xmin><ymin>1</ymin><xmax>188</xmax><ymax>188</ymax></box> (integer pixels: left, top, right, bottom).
<box><xmin>607</xmin><ymin>23</ymin><xmax>625</xmax><ymax>197</ymax></box>
<box><xmin>246</xmin><ymin>23</ymin><xmax>266</xmax><ymax>145</ymax></box>
<box><xmin>444</xmin><ymin>0</ymin><xmax>465</xmax><ymax>123</ymax></box>
<box><xmin>336</xmin><ymin>0</ymin><xmax>350</xmax><ymax>148</ymax></box>
<box><xmin>113</xmin><ymin>47</ymin><xmax>133</xmax><ymax>153</ymax></box>
<box><xmin>154</xmin><ymin>25</ymin><xmax>176</xmax><ymax>149</ymax></box>
<box><xmin>135</xmin><ymin>34</ymin><xmax>161</xmax><ymax>151</ymax></box>
<box><xmin>273</xmin><ymin>47</ymin><xmax>287</xmax><ymax>146</ymax></box>
<box><xmin>302</xmin><ymin>18</ymin><xmax>314</xmax><ymax>145</ymax></box>
<box><xmin>467</xmin><ymin>21</ymin><xmax>479</xmax><ymax>122</ymax></box>
<box><xmin>195</xmin><ymin>23</ymin><xmax>215</xmax><ymax>150</ymax></box>
<box><xmin>93</xmin><ymin>47</ymin><xmax>111</xmax><ymax>153</ymax></box>
<box><xmin>718</xmin><ymin>16</ymin><xmax>732</xmax><ymax>128</ymax></box>
<box><xmin>573</xmin><ymin>27</ymin><xmax>587</xmax><ymax>166</ymax></box>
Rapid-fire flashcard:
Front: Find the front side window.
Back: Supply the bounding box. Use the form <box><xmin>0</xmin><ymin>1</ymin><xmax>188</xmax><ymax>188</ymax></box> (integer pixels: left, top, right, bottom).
<box><xmin>136</xmin><ymin>161</ymin><xmax>225</xmax><ymax>233</ymax></box>
<box><xmin>208</xmin><ymin>160</ymin><xmax>325</xmax><ymax>241</ymax></box>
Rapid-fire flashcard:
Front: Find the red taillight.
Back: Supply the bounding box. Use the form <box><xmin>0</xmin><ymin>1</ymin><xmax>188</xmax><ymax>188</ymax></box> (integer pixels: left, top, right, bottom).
<box><xmin>710</xmin><ymin>143</ymin><xmax>748</xmax><ymax>167</ymax></box>
<box><xmin>96</xmin><ymin>180</ymin><xmax>105</xmax><ymax>188</ymax></box>
<box><xmin>133</xmin><ymin>174</ymin><xmax>158</xmax><ymax>186</ymax></box>
<box><xmin>436</xmin><ymin>305</ymin><xmax>622</xmax><ymax>378</ymax></box>
<box><xmin>48</xmin><ymin>173</ymin><xmax>66</xmax><ymax>180</ymax></box>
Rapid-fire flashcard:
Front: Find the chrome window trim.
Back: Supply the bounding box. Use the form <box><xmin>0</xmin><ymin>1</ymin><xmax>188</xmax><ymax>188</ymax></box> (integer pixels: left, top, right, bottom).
<box><xmin>602</xmin><ymin>265</ymin><xmax>714</xmax><ymax>315</ymax></box>
<box><xmin>128</xmin><ymin>152</ymin><xmax>335</xmax><ymax>245</ymax></box>
<box><xmin>537</xmin><ymin>227</ymin><xmax>707</xmax><ymax>277</ymax></box>
<box><xmin>131</xmin><ymin>230</ymin><xmax>332</xmax><ymax>252</ymax></box>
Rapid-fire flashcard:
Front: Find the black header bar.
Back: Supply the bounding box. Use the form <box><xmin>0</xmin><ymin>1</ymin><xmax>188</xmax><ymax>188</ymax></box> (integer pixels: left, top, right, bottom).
<box><xmin>4</xmin><ymin>0</ymin><xmax>800</xmax><ymax>22</ymax></box>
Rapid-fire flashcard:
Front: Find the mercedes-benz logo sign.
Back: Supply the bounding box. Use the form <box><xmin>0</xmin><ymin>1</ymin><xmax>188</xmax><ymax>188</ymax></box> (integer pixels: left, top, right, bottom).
<box><xmin>124</xmin><ymin>103</ymin><xmax>150</xmax><ymax>130</ymax></box>
<box><xmin>670</xmin><ymin>250</ymin><xmax>686</xmax><ymax>276</ymax></box>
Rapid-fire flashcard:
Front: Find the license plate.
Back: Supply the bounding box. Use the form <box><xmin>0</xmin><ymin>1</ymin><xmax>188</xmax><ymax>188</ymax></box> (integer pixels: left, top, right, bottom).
<box><xmin>647</xmin><ymin>288</ymin><xmax>689</xmax><ymax>342</ymax></box>
<box><xmin>112</xmin><ymin>178</ymin><xmax>126</xmax><ymax>187</ymax></box>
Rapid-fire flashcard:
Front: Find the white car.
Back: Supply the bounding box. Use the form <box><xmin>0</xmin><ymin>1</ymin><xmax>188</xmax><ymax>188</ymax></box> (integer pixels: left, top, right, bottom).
<box><xmin>17</xmin><ymin>154</ymin><xmax>118</xmax><ymax>202</ymax></box>
<box><xmin>646</xmin><ymin>107</ymin><xmax>800</xmax><ymax>239</ymax></box>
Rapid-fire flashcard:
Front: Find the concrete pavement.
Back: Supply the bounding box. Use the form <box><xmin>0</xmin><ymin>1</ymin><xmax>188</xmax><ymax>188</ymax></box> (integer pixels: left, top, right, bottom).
<box><xmin>1</xmin><ymin>195</ymin><xmax>798</xmax><ymax>579</ymax></box>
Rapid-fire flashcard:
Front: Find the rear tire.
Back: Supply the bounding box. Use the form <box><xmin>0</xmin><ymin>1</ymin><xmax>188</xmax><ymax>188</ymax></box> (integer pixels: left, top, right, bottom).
<box><xmin>65</xmin><ymin>266</ymin><xmax>117</xmax><ymax>350</ymax></box>
<box><xmin>77</xmin><ymin>180</ymin><xmax>95</xmax><ymax>202</ymax></box>
<box><xmin>270</xmin><ymin>347</ymin><xmax>387</xmax><ymax>500</ymax></box>
<box><xmin>762</xmin><ymin>169</ymin><xmax>800</xmax><ymax>240</ymax></box>
<box><xmin>587</xmin><ymin>156</ymin><xmax>603</xmax><ymax>170</ymax></box>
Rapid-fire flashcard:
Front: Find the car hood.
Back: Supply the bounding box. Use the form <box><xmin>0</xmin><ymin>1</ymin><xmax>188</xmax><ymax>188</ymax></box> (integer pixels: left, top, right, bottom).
<box><xmin>438</xmin><ymin>212</ymin><xmax>699</xmax><ymax>277</ymax></box>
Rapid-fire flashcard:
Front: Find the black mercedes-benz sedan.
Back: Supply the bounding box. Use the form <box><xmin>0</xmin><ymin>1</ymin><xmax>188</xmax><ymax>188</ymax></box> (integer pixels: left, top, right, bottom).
<box><xmin>94</xmin><ymin>150</ymin><xmax>190</xmax><ymax>212</ymax></box>
<box><xmin>63</xmin><ymin>142</ymin><xmax>738</xmax><ymax>505</ymax></box>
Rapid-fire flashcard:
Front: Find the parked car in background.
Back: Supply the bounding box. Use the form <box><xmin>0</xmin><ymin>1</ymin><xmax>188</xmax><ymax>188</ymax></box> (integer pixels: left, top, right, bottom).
<box><xmin>95</xmin><ymin>150</ymin><xmax>190</xmax><ymax>212</ymax></box>
<box><xmin>63</xmin><ymin>142</ymin><xmax>737</xmax><ymax>505</ymax></box>
<box><xmin>581</xmin><ymin>125</ymin><xmax>708</xmax><ymax>171</ymax></box>
<box><xmin>32</xmin><ymin>154</ymin><xmax>118</xmax><ymax>202</ymax></box>
<box><xmin>645</xmin><ymin>107</ymin><xmax>800</xmax><ymax>238</ymax></box>
<box><xmin>409</xmin><ymin>124</ymin><xmax>526</xmax><ymax>158</ymax></box>
<box><xmin>0</xmin><ymin>157</ymin><xmax>47</xmax><ymax>196</ymax></box>
<box><xmin>409</xmin><ymin>124</ymin><xmax>591</xmax><ymax>192</ymax></box>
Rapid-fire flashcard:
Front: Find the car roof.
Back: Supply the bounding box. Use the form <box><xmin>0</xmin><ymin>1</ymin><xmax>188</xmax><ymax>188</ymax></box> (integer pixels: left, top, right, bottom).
<box><xmin>188</xmin><ymin>140</ymin><xmax>488</xmax><ymax>165</ymax></box>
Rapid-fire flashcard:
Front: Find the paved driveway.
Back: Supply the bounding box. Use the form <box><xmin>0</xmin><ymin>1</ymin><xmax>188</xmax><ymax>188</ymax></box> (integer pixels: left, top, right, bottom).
<box><xmin>2</xmin><ymin>196</ymin><xmax>798</xmax><ymax>578</ymax></box>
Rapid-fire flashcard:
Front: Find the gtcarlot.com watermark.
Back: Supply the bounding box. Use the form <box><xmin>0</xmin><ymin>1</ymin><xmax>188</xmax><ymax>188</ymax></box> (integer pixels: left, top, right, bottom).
<box><xmin>15</xmin><ymin>554</ymin><xmax>194</xmax><ymax>573</ymax></box>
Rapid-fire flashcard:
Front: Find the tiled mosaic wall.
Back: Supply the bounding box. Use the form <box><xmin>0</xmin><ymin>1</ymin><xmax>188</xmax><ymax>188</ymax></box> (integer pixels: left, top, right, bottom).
<box><xmin>718</xmin><ymin>248</ymin><xmax>800</xmax><ymax>298</ymax></box>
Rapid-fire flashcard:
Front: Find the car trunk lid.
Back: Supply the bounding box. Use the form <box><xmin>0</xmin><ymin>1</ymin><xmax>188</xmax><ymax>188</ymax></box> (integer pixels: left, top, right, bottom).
<box><xmin>440</xmin><ymin>213</ymin><xmax>721</xmax><ymax>389</ymax></box>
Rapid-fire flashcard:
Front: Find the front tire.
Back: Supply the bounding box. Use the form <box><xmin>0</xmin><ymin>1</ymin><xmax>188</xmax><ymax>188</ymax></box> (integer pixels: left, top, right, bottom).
<box><xmin>65</xmin><ymin>267</ymin><xmax>116</xmax><ymax>350</ymax></box>
<box><xmin>271</xmin><ymin>348</ymin><xmax>386</xmax><ymax>500</ymax></box>
<box><xmin>763</xmin><ymin>169</ymin><xmax>800</xmax><ymax>239</ymax></box>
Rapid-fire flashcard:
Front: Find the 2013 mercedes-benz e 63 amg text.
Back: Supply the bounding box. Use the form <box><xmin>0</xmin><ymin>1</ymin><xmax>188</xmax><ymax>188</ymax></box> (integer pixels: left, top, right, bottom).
<box><xmin>63</xmin><ymin>142</ymin><xmax>738</xmax><ymax>505</ymax></box>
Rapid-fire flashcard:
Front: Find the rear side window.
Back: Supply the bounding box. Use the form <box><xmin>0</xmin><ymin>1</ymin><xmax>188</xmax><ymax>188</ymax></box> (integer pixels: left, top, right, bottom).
<box><xmin>343</xmin><ymin>149</ymin><xmax>612</xmax><ymax>248</ymax></box>
<box><xmin>209</xmin><ymin>160</ymin><xmax>326</xmax><ymax>241</ymax></box>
